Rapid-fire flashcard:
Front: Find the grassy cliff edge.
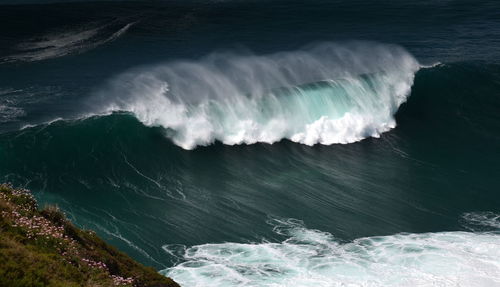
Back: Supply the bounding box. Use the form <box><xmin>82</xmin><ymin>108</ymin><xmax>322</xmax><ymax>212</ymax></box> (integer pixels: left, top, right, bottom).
<box><xmin>0</xmin><ymin>183</ymin><xmax>180</xmax><ymax>287</ymax></box>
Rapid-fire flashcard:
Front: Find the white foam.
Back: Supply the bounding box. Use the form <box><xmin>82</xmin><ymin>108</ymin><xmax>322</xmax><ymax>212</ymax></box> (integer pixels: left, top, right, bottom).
<box><xmin>2</xmin><ymin>21</ymin><xmax>134</xmax><ymax>62</ymax></box>
<box><xmin>420</xmin><ymin>62</ymin><xmax>443</xmax><ymax>69</ymax></box>
<box><xmin>0</xmin><ymin>89</ymin><xmax>27</xmax><ymax>123</ymax></box>
<box><xmin>161</xmin><ymin>217</ymin><xmax>500</xmax><ymax>287</ymax></box>
<box><xmin>93</xmin><ymin>42</ymin><xmax>420</xmax><ymax>149</ymax></box>
<box><xmin>463</xmin><ymin>212</ymin><xmax>500</xmax><ymax>230</ymax></box>
<box><xmin>0</xmin><ymin>104</ymin><xmax>25</xmax><ymax>123</ymax></box>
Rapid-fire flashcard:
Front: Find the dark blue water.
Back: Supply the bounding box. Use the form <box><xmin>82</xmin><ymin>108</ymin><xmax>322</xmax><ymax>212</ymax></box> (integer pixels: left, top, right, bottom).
<box><xmin>1</xmin><ymin>1</ymin><xmax>500</xmax><ymax>286</ymax></box>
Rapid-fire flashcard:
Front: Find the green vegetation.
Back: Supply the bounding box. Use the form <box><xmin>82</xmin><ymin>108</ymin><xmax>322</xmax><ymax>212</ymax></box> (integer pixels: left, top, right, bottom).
<box><xmin>0</xmin><ymin>184</ymin><xmax>180</xmax><ymax>287</ymax></box>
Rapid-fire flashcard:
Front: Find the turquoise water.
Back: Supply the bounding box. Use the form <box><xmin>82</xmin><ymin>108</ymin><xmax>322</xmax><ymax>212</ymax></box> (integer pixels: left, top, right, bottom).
<box><xmin>1</xmin><ymin>1</ymin><xmax>500</xmax><ymax>286</ymax></box>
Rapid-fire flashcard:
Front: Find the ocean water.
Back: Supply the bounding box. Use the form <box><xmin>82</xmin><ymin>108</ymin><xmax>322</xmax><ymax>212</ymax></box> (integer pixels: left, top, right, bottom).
<box><xmin>1</xmin><ymin>1</ymin><xmax>500</xmax><ymax>286</ymax></box>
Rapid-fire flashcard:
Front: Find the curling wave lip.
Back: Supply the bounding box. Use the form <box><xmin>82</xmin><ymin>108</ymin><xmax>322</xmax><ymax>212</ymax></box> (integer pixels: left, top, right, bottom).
<box><xmin>91</xmin><ymin>41</ymin><xmax>420</xmax><ymax>149</ymax></box>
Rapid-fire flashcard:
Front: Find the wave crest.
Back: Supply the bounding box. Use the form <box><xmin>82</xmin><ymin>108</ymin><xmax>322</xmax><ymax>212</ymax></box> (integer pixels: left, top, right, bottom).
<box><xmin>94</xmin><ymin>42</ymin><xmax>420</xmax><ymax>149</ymax></box>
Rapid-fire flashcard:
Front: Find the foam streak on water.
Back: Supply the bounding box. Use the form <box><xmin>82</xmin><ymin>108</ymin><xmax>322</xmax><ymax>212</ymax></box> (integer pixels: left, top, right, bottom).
<box><xmin>94</xmin><ymin>42</ymin><xmax>420</xmax><ymax>149</ymax></box>
<box><xmin>161</xmin><ymin>216</ymin><xmax>500</xmax><ymax>287</ymax></box>
<box><xmin>2</xmin><ymin>21</ymin><xmax>134</xmax><ymax>63</ymax></box>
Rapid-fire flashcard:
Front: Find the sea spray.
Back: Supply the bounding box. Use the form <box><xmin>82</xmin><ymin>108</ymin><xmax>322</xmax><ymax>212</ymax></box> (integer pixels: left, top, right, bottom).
<box><xmin>92</xmin><ymin>42</ymin><xmax>420</xmax><ymax>149</ymax></box>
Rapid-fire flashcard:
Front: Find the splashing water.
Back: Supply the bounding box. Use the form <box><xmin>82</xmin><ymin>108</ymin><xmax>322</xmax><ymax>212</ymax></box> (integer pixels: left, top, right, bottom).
<box><xmin>161</xmin><ymin>216</ymin><xmax>500</xmax><ymax>287</ymax></box>
<box><xmin>93</xmin><ymin>42</ymin><xmax>420</xmax><ymax>149</ymax></box>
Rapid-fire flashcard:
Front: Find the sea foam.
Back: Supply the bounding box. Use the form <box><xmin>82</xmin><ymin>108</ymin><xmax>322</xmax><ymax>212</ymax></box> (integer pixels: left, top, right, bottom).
<box><xmin>161</xmin><ymin>215</ymin><xmax>500</xmax><ymax>287</ymax></box>
<box><xmin>2</xmin><ymin>21</ymin><xmax>134</xmax><ymax>63</ymax></box>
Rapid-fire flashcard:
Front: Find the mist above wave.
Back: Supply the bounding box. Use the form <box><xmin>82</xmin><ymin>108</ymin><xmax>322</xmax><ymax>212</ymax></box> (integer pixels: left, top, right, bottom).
<box><xmin>93</xmin><ymin>42</ymin><xmax>420</xmax><ymax>149</ymax></box>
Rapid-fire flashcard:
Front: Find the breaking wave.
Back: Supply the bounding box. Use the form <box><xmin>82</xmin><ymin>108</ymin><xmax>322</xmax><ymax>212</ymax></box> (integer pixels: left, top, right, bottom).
<box><xmin>162</xmin><ymin>215</ymin><xmax>500</xmax><ymax>287</ymax></box>
<box><xmin>93</xmin><ymin>42</ymin><xmax>420</xmax><ymax>149</ymax></box>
